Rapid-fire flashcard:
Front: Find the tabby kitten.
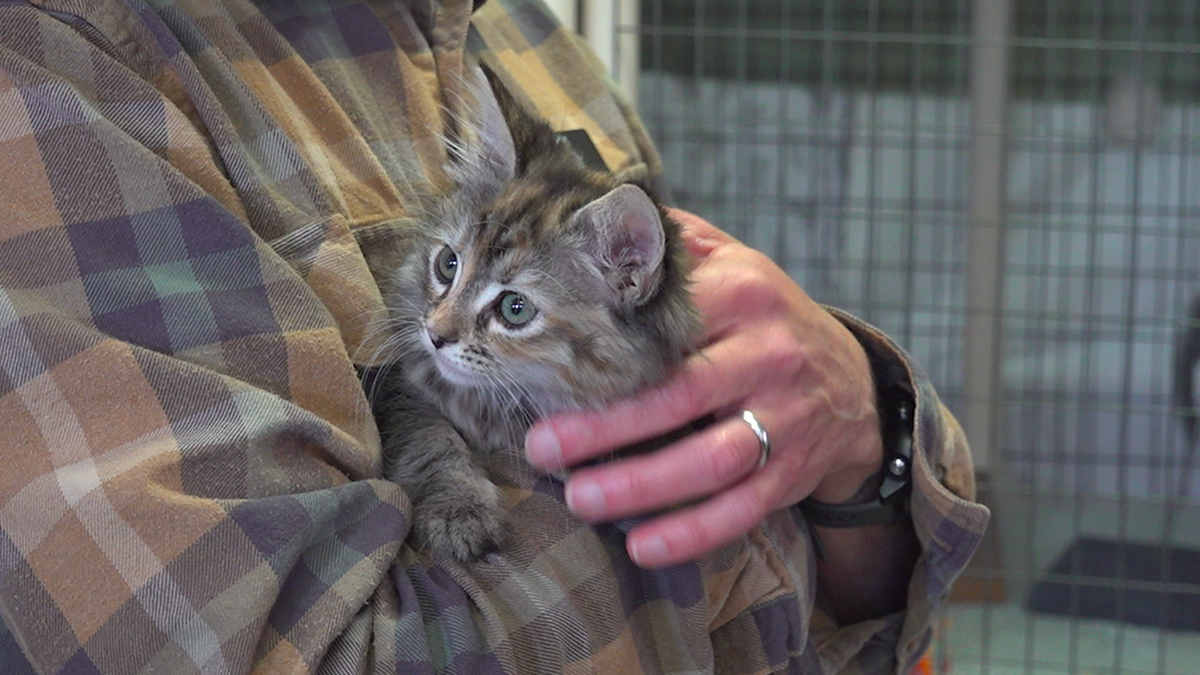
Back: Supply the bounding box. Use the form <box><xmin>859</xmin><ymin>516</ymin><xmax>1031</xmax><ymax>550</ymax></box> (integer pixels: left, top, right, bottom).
<box><xmin>373</xmin><ymin>66</ymin><xmax>699</xmax><ymax>562</ymax></box>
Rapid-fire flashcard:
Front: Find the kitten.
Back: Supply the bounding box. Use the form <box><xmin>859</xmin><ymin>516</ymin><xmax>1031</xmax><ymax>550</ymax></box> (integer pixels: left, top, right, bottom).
<box><xmin>371</xmin><ymin>65</ymin><xmax>700</xmax><ymax>562</ymax></box>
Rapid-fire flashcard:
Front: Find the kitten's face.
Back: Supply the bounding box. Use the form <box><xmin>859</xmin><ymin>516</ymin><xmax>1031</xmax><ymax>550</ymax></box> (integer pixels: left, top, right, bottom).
<box><xmin>383</xmin><ymin>61</ymin><xmax>697</xmax><ymax>420</ymax></box>
<box><xmin>402</xmin><ymin>191</ymin><xmax>654</xmax><ymax>414</ymax></box>
<box><xmin>418</xmin><ymin>243</ymin><xmax>538</xmax><ymax>389</ymax></box>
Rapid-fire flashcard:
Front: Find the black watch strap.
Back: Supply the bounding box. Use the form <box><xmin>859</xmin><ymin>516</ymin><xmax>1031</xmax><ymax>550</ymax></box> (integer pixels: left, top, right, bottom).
<box><xmin>797</xmin><ymin>398</ymin><xmax>913</xmax><ymax>528</ymax></box>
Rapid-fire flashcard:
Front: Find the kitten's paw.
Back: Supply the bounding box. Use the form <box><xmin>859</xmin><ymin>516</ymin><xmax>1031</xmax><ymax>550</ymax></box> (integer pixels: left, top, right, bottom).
<box><xmin>413</xmin><ymin>483</ymin><xmax>506</xmax><ymax>562</ymax></box>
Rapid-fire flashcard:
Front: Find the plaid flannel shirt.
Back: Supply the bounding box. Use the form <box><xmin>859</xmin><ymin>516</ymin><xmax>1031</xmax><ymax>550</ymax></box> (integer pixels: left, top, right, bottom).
<box><xmin>0</xmin><ymin>0</ymin><xmax>989</xmax><ymax>673</ymax></box>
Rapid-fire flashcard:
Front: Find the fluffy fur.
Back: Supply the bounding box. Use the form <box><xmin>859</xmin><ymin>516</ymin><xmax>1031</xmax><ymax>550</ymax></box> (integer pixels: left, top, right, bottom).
<box><xmin>371</xmin><ymin>65</ymin><xmax>700</xmax><ymax>561</ymax></box>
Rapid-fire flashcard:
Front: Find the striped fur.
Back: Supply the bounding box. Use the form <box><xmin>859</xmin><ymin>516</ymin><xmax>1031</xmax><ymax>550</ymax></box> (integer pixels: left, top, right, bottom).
<box><xmin>374</xmin><ymin>63</ymin><xmax>700</xmax><ymax>561</ymax></box>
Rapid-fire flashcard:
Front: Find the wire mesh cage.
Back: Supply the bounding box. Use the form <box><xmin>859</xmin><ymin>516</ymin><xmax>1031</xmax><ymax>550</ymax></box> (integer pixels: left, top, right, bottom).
<box><xmin>620</xmin><ymin>0</ymin><xmax>1200</xmax><ymax>673</ymax></box>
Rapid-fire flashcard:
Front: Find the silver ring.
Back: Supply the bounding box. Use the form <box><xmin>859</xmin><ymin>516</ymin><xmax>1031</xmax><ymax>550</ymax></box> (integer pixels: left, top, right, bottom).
<box><xmin>741</xmin><ymin>410</ymin><xmax>771</xmax><ymax>469</ymax></box>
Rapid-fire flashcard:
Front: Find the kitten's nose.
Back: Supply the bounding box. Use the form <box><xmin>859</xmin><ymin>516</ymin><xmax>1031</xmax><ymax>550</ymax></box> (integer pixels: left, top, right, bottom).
<box><xmin>428</xmin><ymin>329</ymin><xmax>455</xmax><ymax>349</ymax></box>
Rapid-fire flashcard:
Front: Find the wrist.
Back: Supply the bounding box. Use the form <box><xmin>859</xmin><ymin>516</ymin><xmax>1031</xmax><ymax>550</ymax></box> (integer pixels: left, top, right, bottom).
<box><xmin>809</xmin><ymin>416</ymin><xmax>884</xmax><ymax>505</ymax></box>
<box><xmin>798</xmin><ymin>316</ymin><xmax>916</xmax><ymax>540</ymax></box>
<box><xmin>808</xmin><ymin>321</ymin><xmax>886</xmax><ymax>506</ymax></box>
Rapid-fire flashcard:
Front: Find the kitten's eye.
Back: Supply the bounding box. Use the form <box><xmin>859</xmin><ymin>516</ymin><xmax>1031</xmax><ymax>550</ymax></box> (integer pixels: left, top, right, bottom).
<box><xmin>497</xmin><ymin>292</ymin><xmax>537</xmax><ymax>328</ymax></box>
<box><xmin>434</xmin><ymin>246</ymin><xmax>458</xmax><ymax>284</ymax></box>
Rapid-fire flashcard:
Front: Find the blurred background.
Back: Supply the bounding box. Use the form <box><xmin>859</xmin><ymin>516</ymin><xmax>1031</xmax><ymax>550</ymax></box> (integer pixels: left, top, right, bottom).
<box><xmin>550</xmin><ymin>1</ymin><xmax>1200</xmax><ymax>673</ymax></box>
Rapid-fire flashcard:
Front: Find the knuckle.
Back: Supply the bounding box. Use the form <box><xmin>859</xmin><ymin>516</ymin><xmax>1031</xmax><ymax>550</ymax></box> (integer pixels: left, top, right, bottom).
<box><xmin>726</xmin><ymin>263</ymin><xmax>775</xmax><ymax>298</ymax></box>
<box><xmin>678</xmin><ymin>515</ymin><xmax>717</xmax><ymax>553</ymax></box>
<box><xmin>578</xmin><ymin>415</ymin><xmax>609</xmax><ymax>443</ymax></box>
<box><xmin>660</xmin><ymin>373</ymin><xmax>706</xmax><ymax>422</ymax></box>
<box><xmin>672</xmin><ymin>490</ymin><xmax>768</xmax><ymax>558</ymax></box>
<box><xmin>614</xmin><ymin>466</ymin><xmax>650</xmax><ymax>505</ymax></box>
<box><xmin>726</xmin><ymin>491</ymin><xmax>767</xmax><ymax>531</ymax></box>
<box><xmin>696</xmin><ymin>432</ymin><xmax>746</xmax><ymax>484</ymax></box>
<box><xmin>758</xmin><ymin>325</ymin><xmax>806</xmax><ymax>374</ymax></box>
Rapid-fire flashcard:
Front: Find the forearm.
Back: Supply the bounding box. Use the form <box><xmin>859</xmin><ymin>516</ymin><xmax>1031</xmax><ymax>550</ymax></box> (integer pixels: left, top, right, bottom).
<box><xmin>806</xmin><ymin>447</ymin><xmax>920</xmax><ymax>625</ymax></box>
<box><xmin>813</xmin><ymin>518</ymin><xmax>921</xmax><ymax>625</ymax></box>
<box><xmin>805</xmin><ymin>308</ymin><xmax>922</xmax><ymax>625</ymax></box>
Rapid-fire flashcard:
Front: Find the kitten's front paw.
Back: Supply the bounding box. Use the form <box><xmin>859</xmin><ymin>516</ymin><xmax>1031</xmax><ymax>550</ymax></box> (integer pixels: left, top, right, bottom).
<box><xmin>413</xmin><ymin>483</ymin><xmax>506</xmax><ymax>562</ymax></box>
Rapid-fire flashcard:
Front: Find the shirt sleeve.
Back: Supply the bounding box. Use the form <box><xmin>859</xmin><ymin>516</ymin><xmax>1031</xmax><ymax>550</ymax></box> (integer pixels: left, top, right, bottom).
<box><xmin>818</xmin><ymin>309</ymin><xmax>991</xmax><ymax>673</ymax></box>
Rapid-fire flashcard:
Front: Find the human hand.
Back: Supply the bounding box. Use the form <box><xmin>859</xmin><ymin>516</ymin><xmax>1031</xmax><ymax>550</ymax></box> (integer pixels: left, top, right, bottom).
<box><xmin>524</xmin><ymin>209</ymin><xmax>885</xmax><ymax>568</ymax></box>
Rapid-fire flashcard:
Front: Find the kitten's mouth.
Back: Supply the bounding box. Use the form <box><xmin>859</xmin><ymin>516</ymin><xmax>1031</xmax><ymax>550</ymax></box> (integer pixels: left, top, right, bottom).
<box><xmin>432</xmin><ymin>352</ymin><xmax>482</xmax><ymax>388</ymax></box>
<box><xmin>419</xmin><ymin>326</ymin><xmax>481</xmax><ymax>387</ymax></box>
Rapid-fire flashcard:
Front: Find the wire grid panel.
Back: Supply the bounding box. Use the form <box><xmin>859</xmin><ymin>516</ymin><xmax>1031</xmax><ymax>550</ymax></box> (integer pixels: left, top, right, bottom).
<box><xmin>633</xmin><ymin>1</ymin><xmax>1200</xmax><ymax>674</ymax></box>
<box><xmin>637</xmin><ymin>1</ymin><xmax>973</xmax><ymax>407</ymax></box>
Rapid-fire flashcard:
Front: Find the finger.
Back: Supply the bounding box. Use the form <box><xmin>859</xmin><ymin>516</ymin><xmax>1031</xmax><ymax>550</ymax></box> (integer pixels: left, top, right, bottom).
<box><xmin>667</xmin><ymin>208</ymin><xmax>739</xmax><ymax>258</ymax></box>
<box><xmin>623</xmin><ymin>472</ymin><xmax>779</xmax><ymax>568</ymax></box>
<box><xmin>524</xmin><ymin>332</ymin><xmax>766</xmax><ymax>469</ymax></box>
<box><xmin>562</xmin><ymin>413</ymin><xmax>769</xmax><ymax>522</ymax></box>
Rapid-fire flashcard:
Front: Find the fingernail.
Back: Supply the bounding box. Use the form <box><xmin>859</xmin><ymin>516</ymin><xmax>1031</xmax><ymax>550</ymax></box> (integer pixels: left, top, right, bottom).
<box><xmin>524</xmin><ymin>424</ymin><xmax>562</xmax><ymax>468</ymax></box>
<box><xmin>565</xmin><ymin>480</ymin><xmax>606</xmax><ymax>517</ymax></box>
<box><xmin>629</xmin><ymin>535</ymin><xmax>668</xmax><ymax>567</ymax></box>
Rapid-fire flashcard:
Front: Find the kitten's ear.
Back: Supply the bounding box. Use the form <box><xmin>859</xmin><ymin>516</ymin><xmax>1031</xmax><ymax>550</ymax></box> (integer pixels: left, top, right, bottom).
<box><xmin>574</xmin><ymin>184</ymin><xmax>666</xmax><ymax>306</ymax></box>
<box><xmin>462</xmin><ymin>62</ymin><xmax>517</xmax><ymax>182</ymax></box>
<box><xmin>478</xmin><ymin>63</ymin><xmax>560</xmax><ymax>174</ymax></box>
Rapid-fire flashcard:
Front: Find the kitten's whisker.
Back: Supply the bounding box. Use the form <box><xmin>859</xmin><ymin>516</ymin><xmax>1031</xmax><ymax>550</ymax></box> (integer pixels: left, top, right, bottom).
<box><xmin>353</xmin><ymin>323</ymin><xmax>400</xmax><ymax>368</ymax></box>
<box><xmin>353</xmin><ymin>313</ymin><xmax>400</xmax><ymax>351</ymax></box>
<box><xmin>361</xmin><ymin>324</ymin><xmax>422</xmax><ymax>380</ymax></box>
<box><xmin>524</xmin><ymin>268</ymin><xmax>578</xmax><ymax>304</ymax></box>
<box><xmin>490</xmin><ymin>366</ymin><xmax>546</xmax><ymax>425</ymax></box>
<box><xmin>399</xmin><ymin>200</ymin><xmax>441</xmax><ymax>225</ymax></box>
<box><xmin>386</xmin><ymin>291</ymin><xmax>425</xmax><ymax>317</ymax></box>
<box><xmin>480</xmin><ymin>369</ymin><xmax>520</xmax><ymax>413</ymax></box>
<box><xmin>353</xmin><ymin>312</ymin><xmax>424</xmax><ymax>367</ymax></box>
<box><xmin>361</xmin><ymin>330</ymin><xmax>418</xmax><ymax>405</ymax></box>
